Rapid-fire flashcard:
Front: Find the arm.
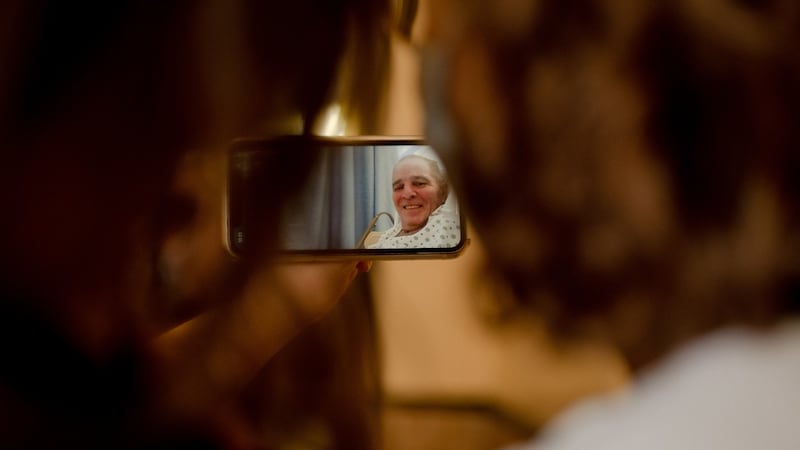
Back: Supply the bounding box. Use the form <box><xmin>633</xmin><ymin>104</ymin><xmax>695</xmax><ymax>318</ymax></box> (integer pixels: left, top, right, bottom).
<box><xmin>151</xmin><ymin>261</ymin><xmax>369</xmax><ymax>418</ymax></box>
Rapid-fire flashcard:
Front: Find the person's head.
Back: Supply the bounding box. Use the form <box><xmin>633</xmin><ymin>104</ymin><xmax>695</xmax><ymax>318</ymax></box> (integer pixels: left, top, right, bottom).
<box><xmin>425</xmin><ymin>1</ymin><xmax>800</xmax><ymax>367</ymax></box>
<box><xmin>0</xmin><ymin>0</ymin><xmax>391</xmax><ymax>348</ymax></box>
<box><xmin>391</xmin><ymin>154</ymin><xmax>448</xmax><ymax>233</ymax></box>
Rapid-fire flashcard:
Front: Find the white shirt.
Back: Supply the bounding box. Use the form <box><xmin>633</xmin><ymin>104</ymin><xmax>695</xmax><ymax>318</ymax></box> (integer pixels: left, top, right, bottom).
<box><xmin>368</xmin><ymin>206</ymin><xmax>461</xmax><ymax>249</ymax></box>
<box><xmin>509</xmin><ymin>320</ymin><xmax>800</xmax><ymax>450</ymax></box>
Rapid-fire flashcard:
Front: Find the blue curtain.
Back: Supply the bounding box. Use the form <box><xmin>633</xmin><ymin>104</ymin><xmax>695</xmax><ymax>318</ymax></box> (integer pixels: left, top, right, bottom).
<box><xmin>280</xmin><ymin>145</ymin><xmax>407</xmax><ymax>249</ymax></box>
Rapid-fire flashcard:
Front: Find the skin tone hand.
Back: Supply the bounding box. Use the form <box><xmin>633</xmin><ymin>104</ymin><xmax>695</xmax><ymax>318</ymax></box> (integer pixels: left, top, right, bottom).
<box><xmin>151</xmin><ymin>260</ymin><xmax>371</xmax><ymax>421</ymax></box>
<box><xmin>146</xmin><ymin>148</ymin><xmax>377</xmax><ymax>424</ymax></box>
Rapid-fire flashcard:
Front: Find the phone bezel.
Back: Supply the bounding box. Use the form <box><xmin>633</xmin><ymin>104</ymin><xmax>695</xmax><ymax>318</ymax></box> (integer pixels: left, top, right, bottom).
<box><xmin>224</xmin><ymin>135</ymin><xmax>469</xmax><ymax>260</ymax></box>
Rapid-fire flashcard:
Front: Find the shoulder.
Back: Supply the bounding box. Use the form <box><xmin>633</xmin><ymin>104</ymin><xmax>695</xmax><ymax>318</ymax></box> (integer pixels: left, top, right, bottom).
<box><xmin>418</xmin><ymin>208</ymin><xmax>460</xmax><ymax>247</ymax></box>
<box><xmin>510</xmin><ymin>321</ymin><xmax>800</xmax><ymax>450</ymax></box>
<box><xmin>425</xmin><ymin>207</ymin><xmax>460</xmax><ymax>233</ymax></box>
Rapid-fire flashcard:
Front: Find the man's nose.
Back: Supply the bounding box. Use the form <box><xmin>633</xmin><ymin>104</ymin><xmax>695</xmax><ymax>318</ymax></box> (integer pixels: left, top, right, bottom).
<box><xmin>402</xmin><ymin>186</ymin><xmax>416</xmax><ymax>198</ymax></box>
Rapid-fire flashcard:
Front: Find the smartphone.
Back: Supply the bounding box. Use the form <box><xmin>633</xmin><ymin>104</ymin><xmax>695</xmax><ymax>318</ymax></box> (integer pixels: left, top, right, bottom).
<box><xmin>225</xmin><ymin>135</ymin><xmax>468</xmax><ymax>260</ymax></box>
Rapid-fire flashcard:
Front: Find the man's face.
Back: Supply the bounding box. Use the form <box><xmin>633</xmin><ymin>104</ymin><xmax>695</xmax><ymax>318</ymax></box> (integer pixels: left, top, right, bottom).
<box><xmin>392</xmin><ymin>157</ymin><xmax>443</xmax><ymax>232</ymax></box>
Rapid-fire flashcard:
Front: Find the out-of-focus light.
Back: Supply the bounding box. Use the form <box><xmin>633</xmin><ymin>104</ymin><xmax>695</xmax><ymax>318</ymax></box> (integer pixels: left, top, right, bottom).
<box><xmin>317</xmin><ymin>103</ymin><xmax>347</xmax><ymax>136</ymax></box>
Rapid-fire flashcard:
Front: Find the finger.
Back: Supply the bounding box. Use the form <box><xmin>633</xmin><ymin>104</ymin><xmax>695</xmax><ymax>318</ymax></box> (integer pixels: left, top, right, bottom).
<box><xmin>356</xmin><ymin>260</ymin><xmax>373</xmax><ymax>273</ymax></box>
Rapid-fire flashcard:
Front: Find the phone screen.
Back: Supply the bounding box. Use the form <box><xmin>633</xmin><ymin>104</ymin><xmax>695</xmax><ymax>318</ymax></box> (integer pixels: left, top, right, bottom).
<box><xmin>226</xmin><ymin>136</ymin><xmax>467</xmax><ymax>259</ymax></box>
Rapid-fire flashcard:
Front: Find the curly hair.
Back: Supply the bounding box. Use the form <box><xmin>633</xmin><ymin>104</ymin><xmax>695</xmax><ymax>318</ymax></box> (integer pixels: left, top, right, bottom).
<box><xmin>434</xmin><ymin>0</ymin><xmax>800</xmax><ymax>367</ymax></box>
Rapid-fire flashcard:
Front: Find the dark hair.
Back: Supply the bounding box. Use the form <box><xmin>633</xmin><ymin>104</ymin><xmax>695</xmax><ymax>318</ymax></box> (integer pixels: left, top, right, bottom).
<box><xmin>0</xmin><ymin>1</ymin><xmax>393</xmax><ymax>448</ymax></box>
<box><xmin>439</xmin><ymin>0</ymin><xmax>800</xmax><ymax>367</ymax></box>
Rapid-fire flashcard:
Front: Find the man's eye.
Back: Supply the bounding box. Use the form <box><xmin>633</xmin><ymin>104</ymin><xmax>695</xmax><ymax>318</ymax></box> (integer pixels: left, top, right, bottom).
<box><xmin>413</xmin><ymin>181</ymin><xmax>428</xmax><ymax>187</ymax></box>
<box><xmin>393</xmin><ymin>185</ymin><xmax>403</xmax><ymax>191</ymax></box>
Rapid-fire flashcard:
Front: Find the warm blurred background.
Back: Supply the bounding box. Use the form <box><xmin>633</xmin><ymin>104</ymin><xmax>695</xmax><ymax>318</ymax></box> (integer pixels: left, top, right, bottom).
<box><xmin>372</xmin><ymin>2</ymin><xmax>627</xmax><ymax>448</ymax></box>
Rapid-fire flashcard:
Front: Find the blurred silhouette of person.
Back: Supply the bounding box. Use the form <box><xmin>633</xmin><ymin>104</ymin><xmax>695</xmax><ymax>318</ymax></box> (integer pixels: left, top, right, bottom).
<box><xmin>0</xmin><ymin>1</ymin><xmax>391</xmax><ymax>448</ymax></box>
<box><xmin>370</xmin><ymin>154</ymin><xmax>460</xmax><ymax>249</ymax></box>
<box><xmin>422</xmin><ymin>1</ymin><xmax>800</xmax><ymax>448</ymax></box>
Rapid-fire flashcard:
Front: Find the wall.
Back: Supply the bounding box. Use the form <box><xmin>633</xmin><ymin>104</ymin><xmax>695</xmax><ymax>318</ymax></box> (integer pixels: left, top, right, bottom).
<box><xmin>372</xmin><ymin>5</ymin><xmax>628</xmax><ymax>437</ymax></box>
